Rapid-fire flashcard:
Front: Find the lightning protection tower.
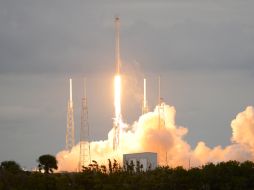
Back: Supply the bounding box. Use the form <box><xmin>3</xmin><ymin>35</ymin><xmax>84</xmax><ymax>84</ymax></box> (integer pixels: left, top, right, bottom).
<box><xmin>158</xmin><ymin>76</ymin><xmax>167</xmax><ymax>165</ymax></box>
<box><xmin>66</xmin><ymin>78</ymin><xmax>75</xmax><ymax>151</ymax></box>
<box><xmin>142</xmin><ymin>78</ymin><xmax>149</xmax><ymax>114</ymax></box>
<box><xmin>158</xmin><ymin>76</ymin><xmax>165</xmax><ymax>129</ymax></box>
<box><xmin>79</xmin><ymin>79</ymin><xmax>91</xmax><ymax>171</ymax></box>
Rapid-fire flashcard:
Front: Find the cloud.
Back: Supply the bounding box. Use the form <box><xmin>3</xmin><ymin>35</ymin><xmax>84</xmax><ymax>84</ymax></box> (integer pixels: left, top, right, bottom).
<box><xmin>56</xmin><ymin>104</ymin><xmax>254</xmax><ymax>171</ymax></box>
<box><xmin>231</xmin><ymin>106</ymin><xmax>254</xmax><ymax>152</ymax></box>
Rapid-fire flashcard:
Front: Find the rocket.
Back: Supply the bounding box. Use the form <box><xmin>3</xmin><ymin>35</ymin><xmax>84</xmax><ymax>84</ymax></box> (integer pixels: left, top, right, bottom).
<box><xmin>115</xmin><ymin>17</ymin><xmax>120</xmax><ymax>74</ymax></box>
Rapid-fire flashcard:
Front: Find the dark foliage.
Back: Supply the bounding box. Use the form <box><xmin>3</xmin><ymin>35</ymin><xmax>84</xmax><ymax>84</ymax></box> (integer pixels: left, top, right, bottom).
<box><xmin>1</xmin><ymin>159</ymin><xmax>254</xmax><ymax>190</ymax></box>
<box><xmin>0</xmin><ymin>161</ymin><xmax>22</xmax><ymax>174</ymax></box>
<box><xmin>37</xmin><ymin>154</ymin><xmax>58</xmax><ymax>174</ymax></box>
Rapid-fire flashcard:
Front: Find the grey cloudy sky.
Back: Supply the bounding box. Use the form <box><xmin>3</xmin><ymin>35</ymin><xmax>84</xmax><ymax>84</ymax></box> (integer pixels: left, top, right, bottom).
<box><xmin>0</xmin><ymin>0</ymin><xmax>254</xmax><ymax>169</ymax></box>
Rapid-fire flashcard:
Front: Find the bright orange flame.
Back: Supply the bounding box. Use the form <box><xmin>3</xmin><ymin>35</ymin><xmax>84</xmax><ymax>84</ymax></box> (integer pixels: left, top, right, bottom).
<box><xmin>114</xmin><ymin>75</ymin><xmax>121</xmax><ymax>121</ymax></box>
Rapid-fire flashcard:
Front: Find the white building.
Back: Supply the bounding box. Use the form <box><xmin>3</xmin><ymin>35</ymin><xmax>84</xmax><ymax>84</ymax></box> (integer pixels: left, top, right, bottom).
<box><xmin>123</xmin><ymin>152</ymin><xmax>157</xmax><ymax>171</ymax></box>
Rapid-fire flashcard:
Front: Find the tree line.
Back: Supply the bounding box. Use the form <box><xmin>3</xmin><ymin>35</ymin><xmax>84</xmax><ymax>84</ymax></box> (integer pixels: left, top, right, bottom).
<box><xmin>1</xmin><ymin>155</ymin><xmax>254</xmax><ymax>190</ymax></box>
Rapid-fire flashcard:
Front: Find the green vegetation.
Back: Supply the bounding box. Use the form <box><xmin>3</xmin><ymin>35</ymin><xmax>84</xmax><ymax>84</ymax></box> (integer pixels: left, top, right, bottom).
<box><xmin>1</xmin><ymin>157</ymin><xmax>254</xmax><ymax>190</ymax></box>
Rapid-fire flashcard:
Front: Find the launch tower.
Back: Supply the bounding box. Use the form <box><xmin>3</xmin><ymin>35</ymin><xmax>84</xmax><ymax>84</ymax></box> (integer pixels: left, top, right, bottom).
<box><xmin>157</xmin><ymin>76</ymin><xmax>167</xmax><ymax>164</ymax></box>
<box><xmin>158</xmin><ymin>76</ymin><xmax>165</xmax><ymax>129</ymax></box>
<box><xmin>66</xmin><ymin>78</ymin><xmax>75</xmax><ymax>151</ymax></box>
<box><xmin>79</xmin><ymin>79</ymin><xmax>91</xmax><ymax>171</ymax></box>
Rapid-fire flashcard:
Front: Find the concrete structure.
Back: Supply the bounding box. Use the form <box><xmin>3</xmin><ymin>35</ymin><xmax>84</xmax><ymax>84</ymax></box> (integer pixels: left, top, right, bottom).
<box><xmin>123</xmin><ymin>152</ymin><xmax>157</xmax><ymax>171</ymax></box>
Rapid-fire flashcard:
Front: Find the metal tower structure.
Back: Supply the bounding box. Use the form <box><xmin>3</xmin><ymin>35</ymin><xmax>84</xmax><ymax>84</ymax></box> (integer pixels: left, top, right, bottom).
<box><xmin>113</xmin><ymin>122</ymin><xmax>120</xmax><ymax>151</ymax></box>
<box><xmin>157</xmin><ymin>76</ymin><xmax>167</xmax><ymax>165</ymax></box>
<box><xmin>142</xmin><ymin>78</ymin><xmax>149</xmax><ymax>114</ymax></box>
<box><xmin>79</xmin><ymin>79</ymin><xmax>91</xmax><ymax>171</ymax></box>
<box><xmin>113</xmin><ymin>16</ymin><xmax>121</xmax><ymax>151</ymax></box>
<box><xmin>66</xmin><ymin>78</ymin><xmax>75</xmax><ymax>151</ymax></box>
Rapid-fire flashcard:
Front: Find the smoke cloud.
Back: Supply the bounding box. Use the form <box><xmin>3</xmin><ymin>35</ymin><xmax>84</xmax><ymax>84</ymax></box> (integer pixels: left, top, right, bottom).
<box><xmin>56</xmin><ymin>104</ymin><xmax>254</xmax><ymax>172</ymax></box>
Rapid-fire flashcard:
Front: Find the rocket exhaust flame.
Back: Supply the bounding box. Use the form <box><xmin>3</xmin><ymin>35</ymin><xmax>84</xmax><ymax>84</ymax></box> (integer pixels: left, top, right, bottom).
<box><xmin>113</xmin><ymin>74</ymin><xmax>122</xmax><ymax>150</ymax></box>
<box><xmin>114</xmin><ymin>75</ymin><xmax>121</xmax><ymax>120</ymax></box>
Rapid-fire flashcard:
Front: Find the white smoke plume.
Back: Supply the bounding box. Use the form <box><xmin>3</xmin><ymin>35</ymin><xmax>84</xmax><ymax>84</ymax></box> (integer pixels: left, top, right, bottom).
<box><xmin>56</xmin><ymin>104</ymin><xmax>254</xmax><ymax>172</ymax></box>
